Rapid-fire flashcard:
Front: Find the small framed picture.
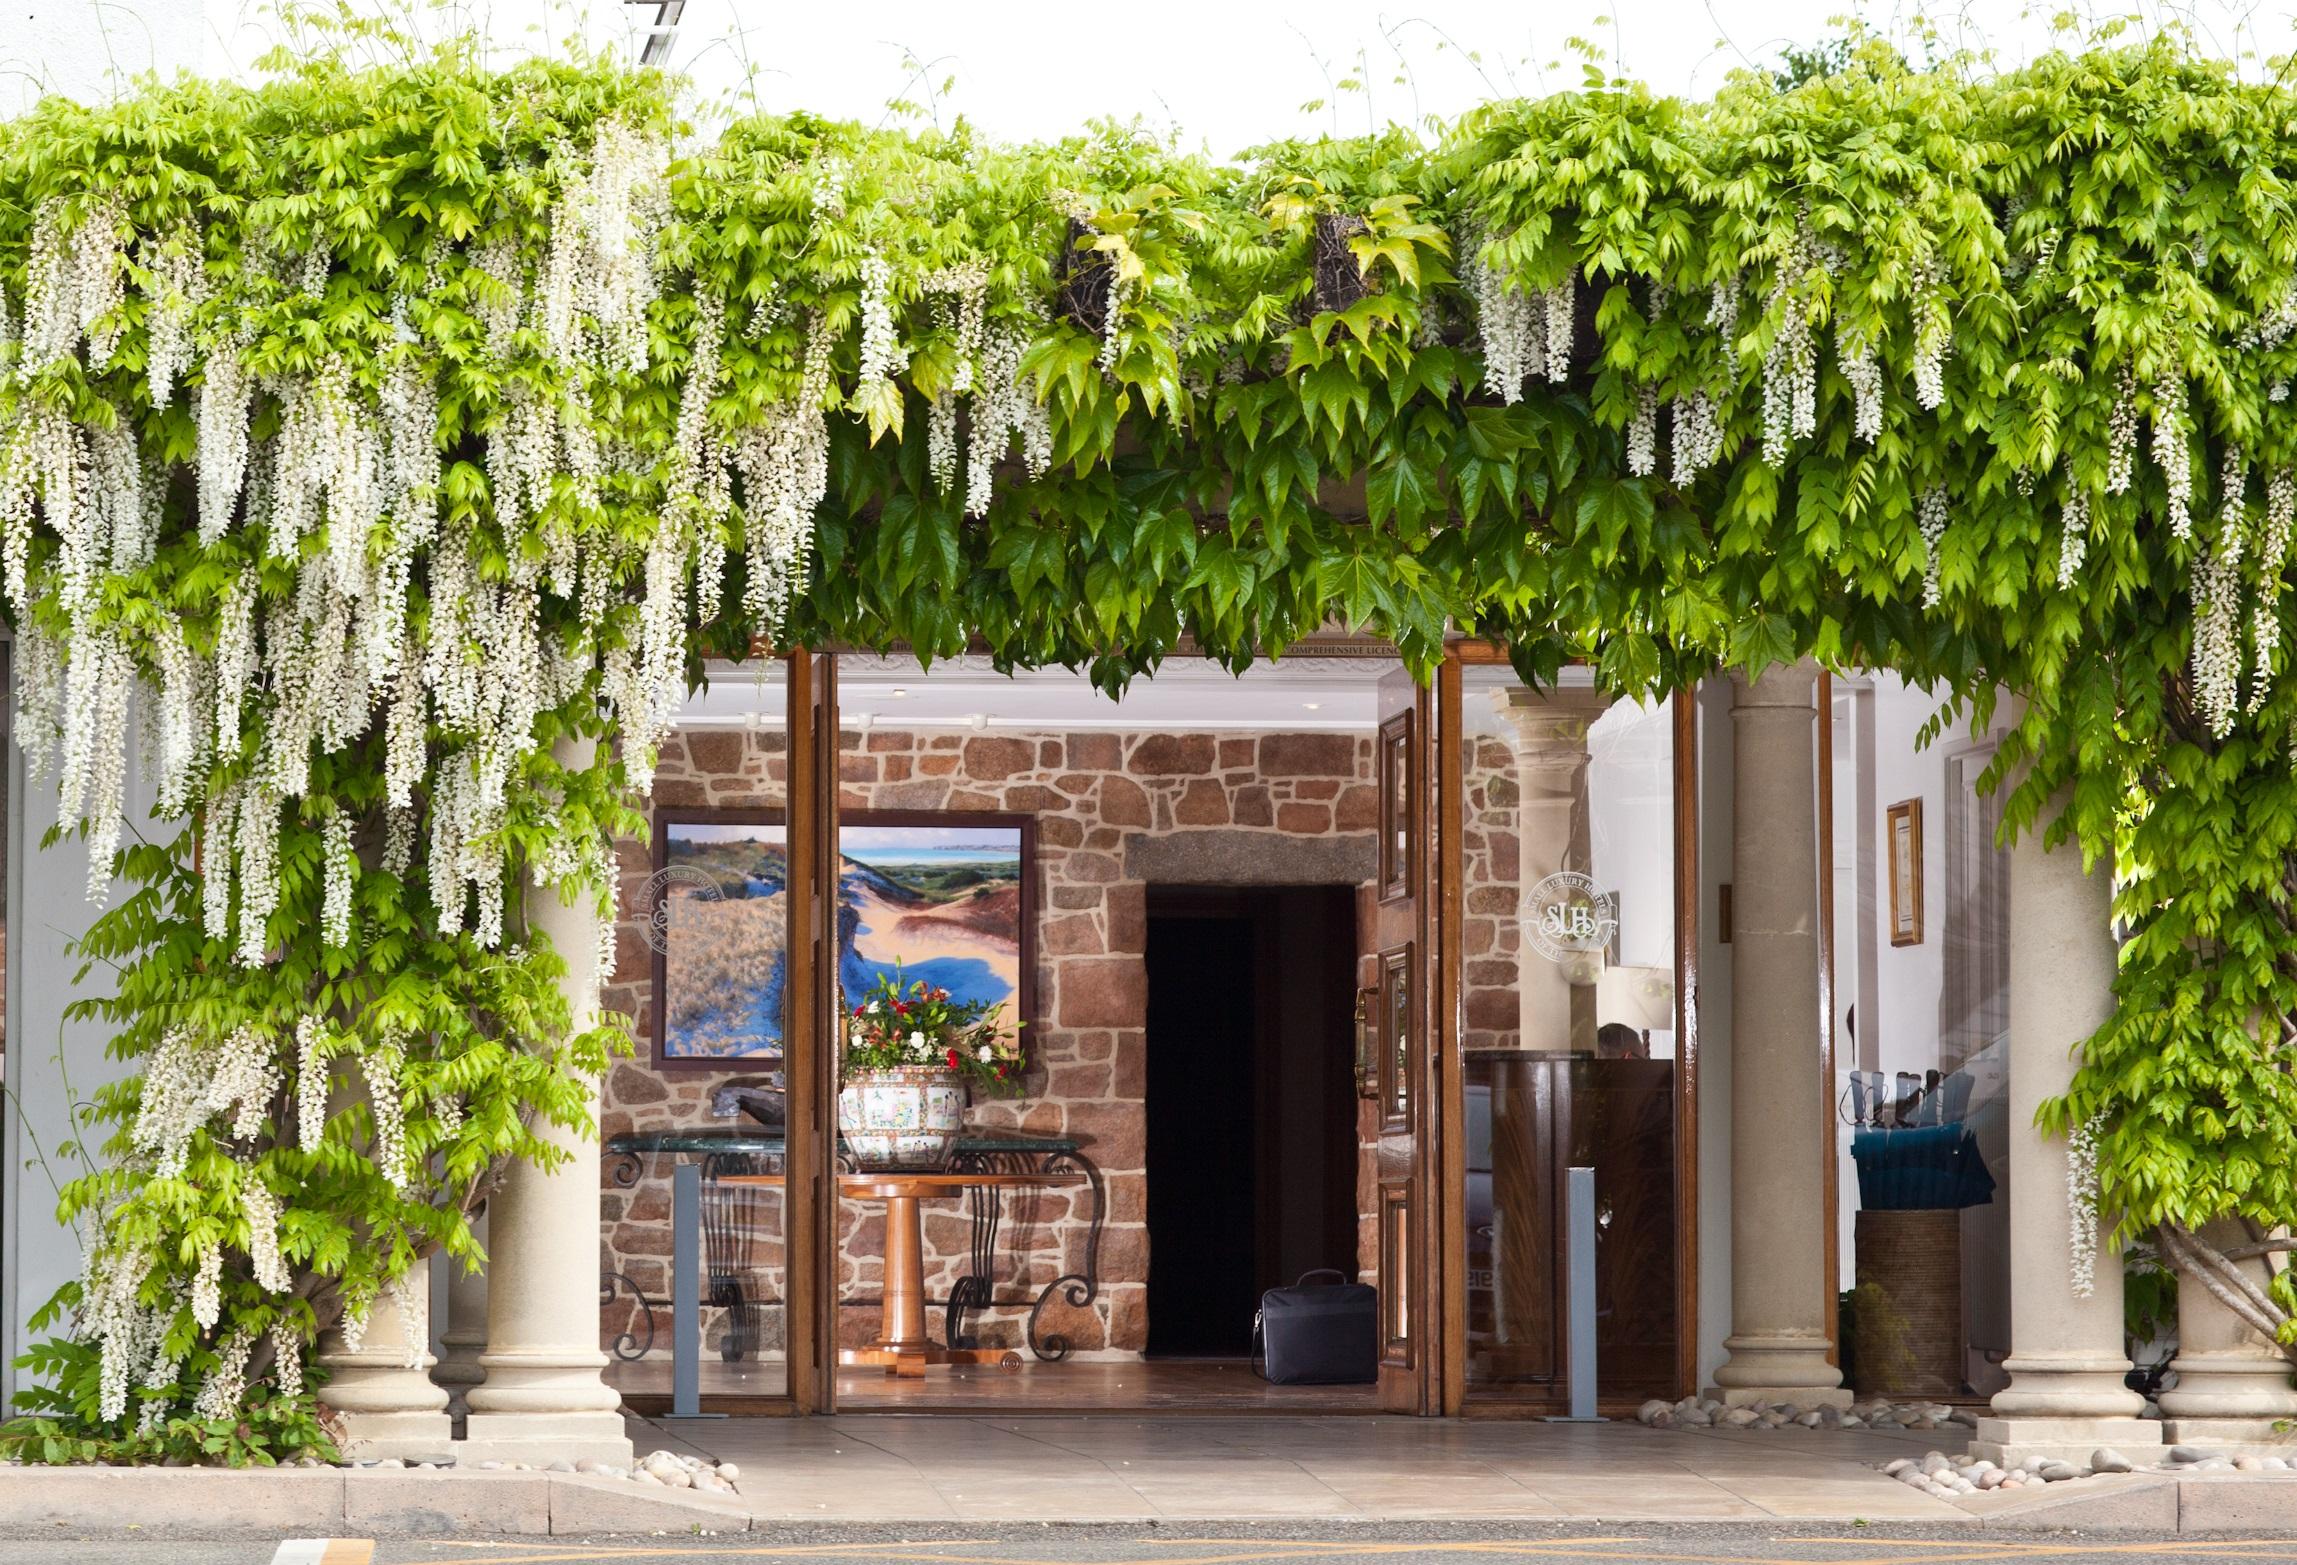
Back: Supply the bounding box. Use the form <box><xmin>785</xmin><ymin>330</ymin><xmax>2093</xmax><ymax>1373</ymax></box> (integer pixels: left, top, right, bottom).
<box><xmin>1377</xmin><ymin>709</ymin><xmax>1415</xmax><ymax>903</ymax></box>
<box><xmin>1887</xmin><ymin>797</ymin><xmax>1924</xmax><ymax>947</ymax></box>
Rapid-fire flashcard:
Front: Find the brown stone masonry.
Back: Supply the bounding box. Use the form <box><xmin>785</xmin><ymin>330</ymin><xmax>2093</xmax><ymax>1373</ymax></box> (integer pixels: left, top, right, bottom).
<box><xmin>600</xmin><ymin>725</ymin><xmax>1381</xmax><ymax>1358</ymax></box>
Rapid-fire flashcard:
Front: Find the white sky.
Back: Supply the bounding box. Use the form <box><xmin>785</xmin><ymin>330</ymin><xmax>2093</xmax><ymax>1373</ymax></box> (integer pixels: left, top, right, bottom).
<box><xmin>21</xmin><ymin>1</ymin><xmax>2297</xmax><ymax>153</ymax></box>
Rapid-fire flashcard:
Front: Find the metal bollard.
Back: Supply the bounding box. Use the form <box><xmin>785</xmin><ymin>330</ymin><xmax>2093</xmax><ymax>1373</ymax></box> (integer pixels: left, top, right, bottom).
<box><xmin>664</xmin><ymin>1159</ymin><xmax>724</xmax><ymax>1420</ymax></box>
<box><xmin>1545</xmin><ymin>1165</ymin><xmax>1608</xmax><ymax>1423</ymax></box>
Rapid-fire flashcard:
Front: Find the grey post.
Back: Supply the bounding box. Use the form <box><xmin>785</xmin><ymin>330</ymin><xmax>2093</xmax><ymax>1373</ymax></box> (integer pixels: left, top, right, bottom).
<box><xmin>1546</xmin><ymin>1165</ymin><xmax>1607</xmax><ymax>1423</ymax></box>
<box><xmin>664</xmin><ymin>1159</ymin><xmax>724</xmax><ymax>1419</ymax></box>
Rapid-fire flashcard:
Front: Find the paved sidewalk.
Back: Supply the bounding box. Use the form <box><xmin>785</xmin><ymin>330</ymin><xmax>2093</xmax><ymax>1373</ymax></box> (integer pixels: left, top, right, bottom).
<box><xmin>22</xmin><ymin>1522</ymin><xmax>2297</xmax><ymax>1564</ymax></box>
<box><xmin>634</xmin><ymin>1413</ymin><xmax>1967</xmax><ymax>1523</ymax></box>
<box><xmin>6</xmin><ymin>1416</ymin><xmax>2289</xmax><ymax>1539</ymax></box>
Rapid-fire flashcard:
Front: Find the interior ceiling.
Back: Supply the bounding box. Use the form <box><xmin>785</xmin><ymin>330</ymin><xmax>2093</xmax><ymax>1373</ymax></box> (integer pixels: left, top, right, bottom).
<box><xmin>679</xmin><ymin>654</ymin><xmax>1417</xmax><ymax>732</ymax></box>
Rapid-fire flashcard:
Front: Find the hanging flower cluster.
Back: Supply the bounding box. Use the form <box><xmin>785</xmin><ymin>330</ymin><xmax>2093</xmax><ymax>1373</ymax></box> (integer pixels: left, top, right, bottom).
<box><xmin>2067</xmin><ymin>1112</ymin><xmax>2106</xmax><ymax>1298</ymax></box>
<box><xmin>1461</xmin><ymin>228</ymin><xmax>1573</xmax><ymax>401</ymax></box>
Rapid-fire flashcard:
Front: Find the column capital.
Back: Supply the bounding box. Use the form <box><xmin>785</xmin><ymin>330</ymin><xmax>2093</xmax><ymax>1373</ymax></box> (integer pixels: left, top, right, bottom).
<box><xmin>1727</xmin><ymin>657</ymin><xmax>1820</xmax><ymax>712</ymax></box>
<box><xmin>1494</xmin><ymin>687</ymin><xmax>1614</xmax><ymax>759</ymax></box>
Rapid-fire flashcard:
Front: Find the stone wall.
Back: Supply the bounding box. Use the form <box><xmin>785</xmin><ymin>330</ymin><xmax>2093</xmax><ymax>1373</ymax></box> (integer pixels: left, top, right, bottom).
<box><xmin>599</xmin><ymin>724</ymin><xmax>1382</xmax><ymax>1358</ymax></box>
<box><xmin>1461</xmin><ymin>732</ymin><xmax>1524</xmax><ymax>1055</ymax></box>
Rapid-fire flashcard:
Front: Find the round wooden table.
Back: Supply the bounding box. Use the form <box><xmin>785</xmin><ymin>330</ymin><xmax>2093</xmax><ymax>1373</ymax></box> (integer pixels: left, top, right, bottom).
<box><xmin>839</xmin><ymin>1171</ymin><xmax>1068</xmax><ymax>1377</ymax></box>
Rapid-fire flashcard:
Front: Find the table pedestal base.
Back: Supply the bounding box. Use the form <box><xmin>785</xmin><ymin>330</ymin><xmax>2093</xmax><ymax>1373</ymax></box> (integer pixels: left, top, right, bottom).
<box><xmin>839</xmin><ymin>1344</ymin><xmax>1024</xmax><ymax>1378</ymax></box>
<box><xmin>841</xmin><ymin>1178</ymin><xmax>1062</xmax><ymax>1378</ymax></box>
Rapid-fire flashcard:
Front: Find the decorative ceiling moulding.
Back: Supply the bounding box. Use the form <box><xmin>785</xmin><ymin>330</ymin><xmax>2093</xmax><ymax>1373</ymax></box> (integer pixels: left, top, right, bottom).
<box><xmin>678</xmin><ymin>653</ymin><xmax>1393</xmax><ymax>732</ymax></box>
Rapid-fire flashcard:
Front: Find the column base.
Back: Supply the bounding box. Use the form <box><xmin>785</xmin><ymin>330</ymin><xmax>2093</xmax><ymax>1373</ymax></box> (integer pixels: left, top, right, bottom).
<box><xmin>1703</xmin><ymin>1386</ymin><xmax>1854</xmax><ymax>1410</ymax></box>
<box><xmin>460</xmin><ymin>1410</ymin><xmax>634</xmax><ymax>1467</ymax></box>
<box><xmin>2158</xmin><ymin>1417</ymin><xmax>2297</xmax><ymax>1455</ymax></box>
<box><xmin>330</xmin><ymin>1410</ymin><xmax>458</xmax><ymax>1463</ymax></box>
<box><xmin>1968</xmin><ymin>1415</ymin><xmax>2164</xmax><ymax>1467</ymax></box>
<box><xmin>2157</xmin><ymin>1352</ymin><xmax>2297</xmax><ymax>1425</ymax></box>
<box><xmin>1709</xmin><ymin>1331</ymin><xmax>1845</xmax><ymax>1405</ymax></box>
<box><xmin>1987</xmin><ymin>1350</ymin><xmax>2148</xmax><ymax>1420</ymax></box>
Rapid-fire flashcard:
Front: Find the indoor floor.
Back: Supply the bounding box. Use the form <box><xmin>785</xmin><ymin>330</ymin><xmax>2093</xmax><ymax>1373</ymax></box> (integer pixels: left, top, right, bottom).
<box><xmin>606</xmin><ymin>1358</ymin><xmax>1382</xmax><ymax>1413</ymax></box>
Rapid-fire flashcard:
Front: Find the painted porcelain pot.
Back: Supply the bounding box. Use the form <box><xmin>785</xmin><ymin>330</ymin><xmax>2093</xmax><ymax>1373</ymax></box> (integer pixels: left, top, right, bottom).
<box><xmin>838</xmin><ymin>1066</ymin><xmax>966</xmax><ymax>1171</ymax></box>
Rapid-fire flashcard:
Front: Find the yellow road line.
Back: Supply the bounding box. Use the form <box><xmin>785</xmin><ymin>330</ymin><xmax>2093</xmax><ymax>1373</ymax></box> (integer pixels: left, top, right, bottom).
<box><xmin>399</xmin><ymin>1537</ymin><xmax>2297</xmax><ymax>1565</ymax></box>
<box><xmin>1807</xmin><ymin>1540</ymin><xmax>2297</xmax><ymax>1560</ymax></box>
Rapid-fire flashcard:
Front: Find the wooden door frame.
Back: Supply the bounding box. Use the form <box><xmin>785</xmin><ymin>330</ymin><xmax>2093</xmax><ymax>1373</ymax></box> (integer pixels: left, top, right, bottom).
<box><xmin>1438</xmin><ymin>642</ymin><xmax>1704</xmax><ymax>1411</ymax></box>
<box><xmin>786</xmin><ymin>651</ymin><xmax>841</xmax><ymax>1413</ymax></box>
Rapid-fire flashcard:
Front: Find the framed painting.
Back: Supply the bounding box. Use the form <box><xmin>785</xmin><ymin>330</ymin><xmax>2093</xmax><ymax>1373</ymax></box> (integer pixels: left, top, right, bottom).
<box><xmin>650</xmin><ymin>809</ymin><xmax>791</xmax><ymax>1069</ymax></box>
<box><xmin>1887</xmin><ymin>797</ymin><xmax>1924</xmax><ymax>947</ymax></box>
<box><xmin>838</xmin><ymin>812</ymin><xmax>1037</xmax><ymax>1043</ymax></box>
<box><xmin>1378</xmin><ymin>708</ymin><xmax>1416</xmax><ymax>904</ymax></box>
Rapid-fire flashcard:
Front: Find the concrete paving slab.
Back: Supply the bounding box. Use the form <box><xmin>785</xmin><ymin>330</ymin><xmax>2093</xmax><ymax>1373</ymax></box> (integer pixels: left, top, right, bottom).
<box><xmin>546</xmin><ymin>1473</ymin><xmax>751</xmax><ymax>1536</ymax></box>
<box><xmin>1963</xmin><ymin>1472</ymin><xmax>2183</xmax><ymax>1531</ymax></box>
<box><xmin>2178</xmin><ymin>1473</ymin><xmax>2297</xmax><ymax>1529</ymax></box>
<box><xmin>342</xmin><ymin>1470</ymin><xmax>549</xmax><ymax>1535</ymax></box>
<box><xmin>0</xmin><ymin>1466</ymin><xmax>348</xmax><ymax>1535</ymax></box>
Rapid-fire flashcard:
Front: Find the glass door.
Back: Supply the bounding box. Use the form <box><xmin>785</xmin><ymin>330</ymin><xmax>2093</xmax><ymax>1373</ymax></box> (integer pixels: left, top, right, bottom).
<box><xmin>605</xmin><ymin>651</ymin><xmax>838</xmax><ymax>1413</ymax></box>
<box><xmin>1449</xmin><ymin>657</ymin><xmax>1694</xmax><ymax>1410</ymax></box>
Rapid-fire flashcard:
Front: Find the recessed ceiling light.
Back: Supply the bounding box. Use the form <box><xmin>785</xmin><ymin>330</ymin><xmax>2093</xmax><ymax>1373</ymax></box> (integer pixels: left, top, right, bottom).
<box><xmin>889</xmin><ymin>687</ymin><xmax>909</xmax><ymax>698</ymax></box>
<box><xmin>1303</xmin><ymin>701</ymin><xmax>1323</xmax><ymax>711</ymax></box>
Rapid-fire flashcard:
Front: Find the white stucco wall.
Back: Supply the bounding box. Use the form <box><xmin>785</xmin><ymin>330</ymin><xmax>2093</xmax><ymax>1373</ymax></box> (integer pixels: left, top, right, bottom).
<box><xmin>1</xmin><ymin>702</ymin><xmax>158</xmax><ymax>1413</ymax></box>
<box><xmin>0</xmin><ymin>3</ymin><xmax>205</xmax><ymax>119</ymax></box>
<box><xmin>0</xmin><ymin>2</ymin><xmax>203</xmax><ymax>1415</ymax></box>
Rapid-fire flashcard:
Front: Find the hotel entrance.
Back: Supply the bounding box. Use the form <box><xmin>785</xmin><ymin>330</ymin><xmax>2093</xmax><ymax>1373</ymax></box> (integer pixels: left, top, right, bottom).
<box><xmin>600</xmin><ymin>647</ymin><xmax>1456</xmax><ymax>1415</ymax></box>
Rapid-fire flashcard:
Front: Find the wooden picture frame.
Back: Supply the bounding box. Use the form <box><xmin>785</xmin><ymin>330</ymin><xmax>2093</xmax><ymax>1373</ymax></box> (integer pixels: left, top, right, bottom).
<box><xmin>1887</xmin><ymin>797</ymin><xmax>1924</xmax><ymax>947</ymax></box>
<box><xmin>838</xmin><ymin>810</ymin><xmax>1039</xmax><ymax>1052</ymax></box>
<box><xmin>1376</xmin><ymin>941</ymin><xmax>1416</xmax><ymax>1133</ymax></box>
<box><xmin>1377</xmin><ymin>708</ymin><xmax>1416</xmax><ymax>903</ymax></box>
<box><xmin>649</xmin><ymin>806</ymin><xmax>790</xmax><ymax>1072</ymax></box>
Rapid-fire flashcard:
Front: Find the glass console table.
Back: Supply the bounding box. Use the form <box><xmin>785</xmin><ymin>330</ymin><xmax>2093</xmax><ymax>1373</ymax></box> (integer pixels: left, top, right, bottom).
<box><xmin>601</xmin><ymin>1129</ymin><xmax>1104</xmax><ymax>1363</ymax></box>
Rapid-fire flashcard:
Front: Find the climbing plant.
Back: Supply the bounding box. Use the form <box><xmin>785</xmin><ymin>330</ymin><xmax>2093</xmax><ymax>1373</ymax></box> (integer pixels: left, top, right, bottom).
<box><xmin>10</xmin><ymin>18</ymin><xmax>2297</xmax><ymax>1454</ymax></box>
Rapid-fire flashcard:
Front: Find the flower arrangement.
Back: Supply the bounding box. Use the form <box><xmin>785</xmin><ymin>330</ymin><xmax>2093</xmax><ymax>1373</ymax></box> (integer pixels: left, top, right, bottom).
<box><xmin>844</xmin><ymin>967</ymin><xmax>1025</xmax><ymax>1096</ymax></box>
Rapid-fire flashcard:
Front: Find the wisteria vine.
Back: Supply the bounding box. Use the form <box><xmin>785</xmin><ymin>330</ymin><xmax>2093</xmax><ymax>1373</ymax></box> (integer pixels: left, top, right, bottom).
<box><xmin>13</xmin><ymin>26</ymin><xmax>2297</xmax><ymax>1451</ymax></box>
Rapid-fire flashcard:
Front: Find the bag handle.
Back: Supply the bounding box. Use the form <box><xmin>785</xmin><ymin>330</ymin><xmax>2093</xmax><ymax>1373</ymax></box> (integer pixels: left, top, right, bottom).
<box><xmin>1294</xmin><ymin>1268</ymin><xmax>1349</xmax><ymax>1288</ymax></box>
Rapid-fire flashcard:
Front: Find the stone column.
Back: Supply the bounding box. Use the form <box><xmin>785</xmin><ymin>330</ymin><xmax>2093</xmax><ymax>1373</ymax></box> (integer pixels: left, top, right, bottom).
<box><xmin>431</xmin><ymin>1208</ymin><xmax>488</xmax><ymax>1422</ymax></box>
<box><xmin>1970</xmin><ymin>795</ymin><xmax>2158</xmax><ymax>1465</ymax></box>
<box><xmin>2156</xmin><ymin>1218</ymin><xmax>2297</xmax><ymax>1451</ymax></box>
<box><xmin>461</xmin><ymin>738</ymin><xmax>634</xmax><ymax>1466</ymax></box>
<box><xmin>1709</xmin><ymin>659</ymin><xmax>1847</xmax><ymax>1407</ymax></box>
<box><xmin>318</xmin><ymin>1256</ymin><xmax>454</xmax><ymax>1459</ymax></box>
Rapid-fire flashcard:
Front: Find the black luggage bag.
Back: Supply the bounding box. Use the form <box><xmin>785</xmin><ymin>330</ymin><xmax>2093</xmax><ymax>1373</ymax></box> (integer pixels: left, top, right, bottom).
<box><xmin>1251</xmin><ymin>1268</ymin><xmax>1378</xmax><ymax>1385</ymax></box>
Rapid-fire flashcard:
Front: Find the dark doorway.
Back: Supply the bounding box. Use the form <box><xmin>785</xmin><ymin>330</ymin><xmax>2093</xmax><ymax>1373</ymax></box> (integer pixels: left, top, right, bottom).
<box><xmin>1143</xmin><ymin>885</ymin><xmax>1361</xmax><ymax>1358</ymax></box>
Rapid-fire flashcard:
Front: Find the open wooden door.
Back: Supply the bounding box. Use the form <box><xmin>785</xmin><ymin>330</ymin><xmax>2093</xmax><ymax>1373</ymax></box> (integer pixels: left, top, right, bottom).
<box><xmin>1373</xmin><ymin>665</ymin><xmax>1446</xmax><ymax>1413</ymax></box>
<box><xmin>784</xmin><ymin>651</ymin><xmax>841</xmax><ymax>1412</ymax></box>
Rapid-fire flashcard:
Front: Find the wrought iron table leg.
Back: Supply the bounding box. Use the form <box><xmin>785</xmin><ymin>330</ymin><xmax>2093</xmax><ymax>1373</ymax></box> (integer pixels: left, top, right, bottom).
<box><xmin>944</xmin><ymin>1153</ymin><xmax>1010</xmax><ymax>1349</ymax></box>
<box><xmin>600</xmin><ymin>1270</ymin><xmax>659</xmax><ymax>1361</ymax></box>
<box><xmin>1026</xmin><ymin>1150</ymin><xmax>1104</xmax><ymax>1362</ymax></box>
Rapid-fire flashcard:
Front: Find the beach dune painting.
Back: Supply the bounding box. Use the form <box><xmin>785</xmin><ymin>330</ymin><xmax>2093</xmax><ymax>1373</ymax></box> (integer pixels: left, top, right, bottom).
<box><xmin>652</xmin><ymin>810</ymin><xmax>1035</xmax><ymax>1066</ymax></box>
<box><xmin>655</xmin><ymin>816</ymin><xmax>791</xmax><ymax>1063</ymax></box>
<box><xmin>837</xmin><ymin>816</ymin><xmax>1033</xmax><ymax>1035</ymax></box>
